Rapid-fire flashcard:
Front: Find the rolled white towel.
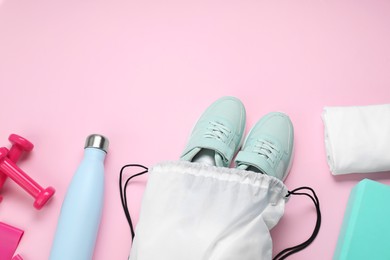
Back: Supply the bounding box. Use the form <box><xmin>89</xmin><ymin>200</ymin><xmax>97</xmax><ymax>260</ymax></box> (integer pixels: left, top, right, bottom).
<box><xmin>322</xmin><ymin>104</ymin><xmax>390</xmax><ymax>175</ymax></box>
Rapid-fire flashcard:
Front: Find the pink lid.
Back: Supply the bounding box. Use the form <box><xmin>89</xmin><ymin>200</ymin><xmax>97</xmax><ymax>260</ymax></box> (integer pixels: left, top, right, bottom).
<box><xmin>0</xmin><ymin>222</ymin><xmax>24</xmax><ymax>260</ymax></box>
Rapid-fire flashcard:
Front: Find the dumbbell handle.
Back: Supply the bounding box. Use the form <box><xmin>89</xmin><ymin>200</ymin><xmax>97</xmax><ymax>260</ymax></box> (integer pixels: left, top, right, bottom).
<box><xmin>0</xmin><ymin>156</ymin><xmax>42</xmax><ymax>198</ymax></box>
<box><xmin>0</xmin><ymin>147</ymin><xmax>55</xmax><ymax>209</ymax></box>
<box><xmin>8</xmin><ymin>146</ymin><xmax>24</xmax><ymax>162</ymax></box>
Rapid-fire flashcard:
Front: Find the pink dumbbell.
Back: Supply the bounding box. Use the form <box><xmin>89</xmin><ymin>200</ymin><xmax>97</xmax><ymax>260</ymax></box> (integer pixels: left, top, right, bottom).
<box><xmin>0</xmin><ymin>135</ymin><xmax>34</xmax><ymax>190</ymax></box>
<box><xmin>0</xmin><ymin>147</ymin><xmax>55</xmax><ymax>210</ymax></box>
<box><xmin>0</xmin><ymin>134</ymin><xmax>34</xmax><ymax>202</ymax></box>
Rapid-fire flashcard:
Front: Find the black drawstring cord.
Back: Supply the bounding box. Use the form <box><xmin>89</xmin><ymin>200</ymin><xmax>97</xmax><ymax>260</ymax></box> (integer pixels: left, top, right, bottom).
<box><xmin>119</xmin><ymin>164</ymin><xmax>149</xmax><ymax>241</ymax></box>
<box><xmin>273</xmin><ymin>186</ymin><xmax>321</xmax><ymax>260</ymax></box>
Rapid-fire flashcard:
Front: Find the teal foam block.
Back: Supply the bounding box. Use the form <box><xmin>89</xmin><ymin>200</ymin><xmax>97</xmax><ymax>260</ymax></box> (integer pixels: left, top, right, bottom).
<box><xmin>334</xmin><ymin>179</ymin><xmax>390</xmax><ymax>260</ymax></box>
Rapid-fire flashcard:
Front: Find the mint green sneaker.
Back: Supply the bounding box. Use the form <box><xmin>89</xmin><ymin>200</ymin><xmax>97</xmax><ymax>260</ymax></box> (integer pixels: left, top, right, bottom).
<box><xmin>235</xmin><ymin>112</ymin><xmax>294</xmax><ymax>181</ymax></box>
<box><xmin>180</xmin><ymin>96</ymin><xmax>246</xmax><ymax>167</ymax></box>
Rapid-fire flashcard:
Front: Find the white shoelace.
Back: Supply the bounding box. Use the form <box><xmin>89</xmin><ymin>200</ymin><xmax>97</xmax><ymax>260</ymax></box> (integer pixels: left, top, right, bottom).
<box><xmin>253</xmin><ymin>139</ymin><xmax>280</xmax><ymax>165</ymax></box>
<box><xmin>204</xmin><ymin>121</ymin><xmax>231</xmax><ymax>143</ymax></box>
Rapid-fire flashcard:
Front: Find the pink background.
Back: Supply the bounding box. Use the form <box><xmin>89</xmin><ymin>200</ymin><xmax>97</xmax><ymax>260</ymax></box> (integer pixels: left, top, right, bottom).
<box><xmin>1</xmin><ymin>0</ymin><xmax>390</xmax><ymax>259</ymax></box>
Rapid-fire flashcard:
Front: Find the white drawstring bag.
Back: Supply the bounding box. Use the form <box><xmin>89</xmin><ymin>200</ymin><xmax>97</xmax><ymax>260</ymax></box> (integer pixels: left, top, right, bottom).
<box><xmin>127</xmin><ymin>161</ymin><xmax>288</xmax><ymax>260</ymax></box>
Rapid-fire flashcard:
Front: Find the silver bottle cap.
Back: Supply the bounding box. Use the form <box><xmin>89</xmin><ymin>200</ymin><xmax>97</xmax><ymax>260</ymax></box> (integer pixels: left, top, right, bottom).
<box><xmin>84</xmin><ymin>134</ymin><xmax>109</xmax><ymax>153</ymax></box>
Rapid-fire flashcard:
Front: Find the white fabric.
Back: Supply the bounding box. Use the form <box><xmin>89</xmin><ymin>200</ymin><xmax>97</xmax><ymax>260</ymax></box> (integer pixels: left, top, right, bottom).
<box><xmin>129</xmin><ymin>161</ymin><xmax>288</xmax><ymax>260</ymax></box>
<box><xmin>322</xmin><ymin>104</ymin><xmax>390</xmax><ymax>175</ymax></box>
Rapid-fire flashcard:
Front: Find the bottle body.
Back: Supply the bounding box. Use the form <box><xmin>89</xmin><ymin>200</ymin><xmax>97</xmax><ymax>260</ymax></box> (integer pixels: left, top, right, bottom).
<box><xmin>50</xmin><ymin>147</ymin><xmax>106</xmax><ymax>260</ymax></box>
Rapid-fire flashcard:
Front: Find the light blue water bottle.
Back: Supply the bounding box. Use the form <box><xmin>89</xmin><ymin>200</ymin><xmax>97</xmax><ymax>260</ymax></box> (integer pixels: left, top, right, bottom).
<box><xmin>50</xmin><ymin>134</ymin><xmax>109</xmax><ymax>260</ymax></box>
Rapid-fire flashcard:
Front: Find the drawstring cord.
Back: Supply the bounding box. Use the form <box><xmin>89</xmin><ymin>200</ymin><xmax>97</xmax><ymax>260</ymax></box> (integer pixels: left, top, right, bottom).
<box><xmin>120</xmin><ymin>165</ymin><xmax>321</xmax><ymax>259</ymax></box>
<box><xmin>273</xmin><ymin>186</ymin><xmax>321</xmax><ymax>260</ymax></box>
<box><xmin>119</xmin><ymin>164</ymin><xmax>149</xmax><ymax>241</ymax></box>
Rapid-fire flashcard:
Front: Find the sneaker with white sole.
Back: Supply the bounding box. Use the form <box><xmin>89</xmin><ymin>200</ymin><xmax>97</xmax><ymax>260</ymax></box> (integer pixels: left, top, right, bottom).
<box><xmin>180</xmin><ymin>96</ymin><xmax>246</xmax><ymax>167</ymax></box>
<box><xmin>235</xmin><ymin>112</ymin><xmax>294</xmax><ymax>181</ymax></box>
